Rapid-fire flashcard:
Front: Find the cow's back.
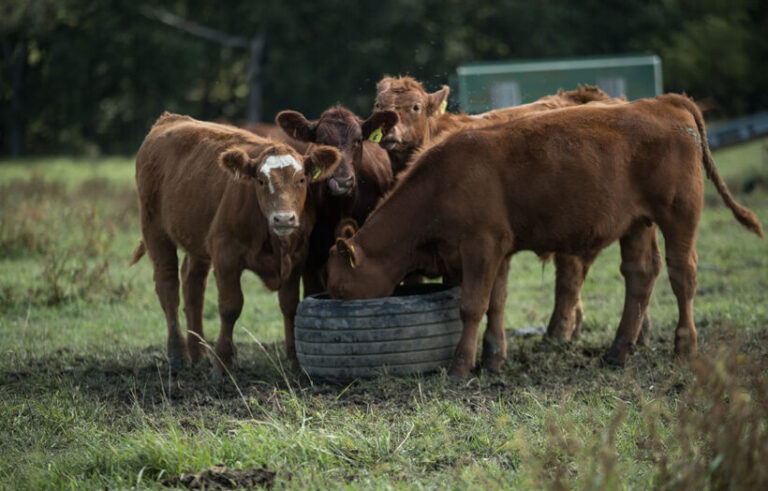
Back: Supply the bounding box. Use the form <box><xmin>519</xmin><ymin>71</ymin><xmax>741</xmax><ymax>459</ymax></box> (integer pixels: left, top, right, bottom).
<box><xmin>426</xmin><ymin>96</ymin><xmax>702</xmax><ymax>253</ymax></box>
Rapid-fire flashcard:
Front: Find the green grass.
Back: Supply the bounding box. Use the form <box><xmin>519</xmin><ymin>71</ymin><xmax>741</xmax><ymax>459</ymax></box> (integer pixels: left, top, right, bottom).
<box><xmin>1</xmin><ymin>139</ymin><xmax>767</xmax><ymax>489</ymax></box>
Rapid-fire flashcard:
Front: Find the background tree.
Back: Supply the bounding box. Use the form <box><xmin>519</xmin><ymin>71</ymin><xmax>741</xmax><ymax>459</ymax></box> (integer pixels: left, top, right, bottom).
<box><xmin>1</xmin><ymin>0</ymin><xmax>766</xmax><ymax>155</ymax></box>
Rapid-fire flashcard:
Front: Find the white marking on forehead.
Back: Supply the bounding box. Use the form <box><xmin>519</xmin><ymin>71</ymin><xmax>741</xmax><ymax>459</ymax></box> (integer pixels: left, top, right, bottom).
<box><xmin>260</xmin><ymin>154</ymin><xmax>302</xmax><ymax>193</ymax></box>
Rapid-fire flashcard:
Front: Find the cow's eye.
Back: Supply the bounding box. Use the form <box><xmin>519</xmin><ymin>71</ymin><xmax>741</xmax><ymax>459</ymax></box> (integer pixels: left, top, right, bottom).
<box><xmin>374</xmin><ymin>103</ymin><xmax>381</xmax><ymax>109</ymax></box>
<box><xmin>412</xmin><ymin>104</ymin><xmax>420</xmax><ymax>112</ymax></box>
<box><xmin>257</xmin><ymin>178</ymin><xmax>265</xmax><ymax>186</ymax></box>
<box><xmin>299</xmin><ymin>177</ymin><xmax>306</xmax><ymax>184</ymax></box>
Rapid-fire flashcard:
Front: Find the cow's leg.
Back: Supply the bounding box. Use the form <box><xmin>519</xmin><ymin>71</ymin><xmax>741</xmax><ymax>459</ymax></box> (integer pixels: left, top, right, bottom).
<box><xmin>636</xmin><ymin>311</ymin><xmax>652</xmax><ymax>347</ymax></box>
<box><xmin>480</xmin><ymin>257</ymin><xmax>511</xmax><ymax>374</ymax></box>
<box><xmin>212</xmin><ymin>256</ymin><xmax>244</xmax><ymax>377</ymax></box>
<box><xmin>181</xmin><ymin>254</ymin><xmax>211</xmax><ymax>364</ymax></box>
<box><xmin>547</xmin><ymin>252</ymin><xmax>597</xmax><ymax>341</ymax></box>
<box><xmin>279</xmin><ymin>269</ymin><xmax>301</xmax><ymax>370</ymax></box>
<box><xmin>450</xmin><ymin>237</ymin><xmax>501</xmax><ymax>379</ymax></box>
<box><xmin>661</xmin><ymin>227</ymin><xmax>699</xmax><ymax>359</ymax></box>
<box><xmin>603</xmin><ymin>224</ymin><xmax>662</xmax><ymax>365</ymax></box>
<box><xmin>142</xmin><ymin>230</ymin><xmax>187</xmax><ymax>369</ymax></box>
<box><xmin>636</xmin><ymin>227</ymin><xmax>660</xmax><ymax>347</ymax></box>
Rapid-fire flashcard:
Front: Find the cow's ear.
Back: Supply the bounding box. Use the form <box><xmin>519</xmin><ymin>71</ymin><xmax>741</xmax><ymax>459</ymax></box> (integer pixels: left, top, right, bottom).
<box><xmin>219</xmin><ymin>148</ymin><xmax>255</xmax><ymax>180</ymax></box>
<box><xmin>427</xmin><ymin>85</ymin><xmax>450</xmax><ymax>116</ymax></box>
<box><xmin>376</xmin><ymin>76</ymin><xmax>394</xmax><ymax>95</ymax></box>
<box><xmin>304</xmin><ymin>145</ymin><xmax>340</xmax><ymax>182</ymax></box>
<box><xmin>276</xmin><ymin>110</ymin><xmax>317</xmax><ymax>142</ymax></box>
<box><xmin>362</xmin><ymin>110</ymin><xmax>399</xmax><ymax>142</ymax></box>
<box><xmin>335</xmin><ymin>237</ymin><xmax>359</xmax><ymax>268</ymax></box>
<box><xmin>335</xmin><ymin>218</ymin><xmax>359</xmax><ymax>240</ymax></box>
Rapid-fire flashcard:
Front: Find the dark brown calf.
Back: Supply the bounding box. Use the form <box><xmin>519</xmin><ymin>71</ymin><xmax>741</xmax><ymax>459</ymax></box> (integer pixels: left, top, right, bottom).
<box><xmin>374</xmin><ymin>76</ymin><xmax>627</xmax><ymax>344</ymax></box>
<box><xmin>276</xmin><ymin>106</ymin><xmax>397</xmax><ymax>295</ymax></box>
<box><xmin>130</xmin><ymin>112</ymin><xmax>340</xmax><ymax>375</ymax></box>
<box><xmin>326</xmin><ymin>94</ymin><xmax>763</xmax><ymax>379</ymax></box>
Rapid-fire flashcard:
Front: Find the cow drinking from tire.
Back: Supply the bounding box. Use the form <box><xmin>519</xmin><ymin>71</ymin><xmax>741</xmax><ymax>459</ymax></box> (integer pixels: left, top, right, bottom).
<box><xmin>326</xmin><ymin>94</ymin><xmax>763</xmax><ymax>379</ymax></box>
<box><xmin>130</xmin><ymin>112</ymin><xmax>340</xmax><ymax>376</ymax></box>
<box><xmin>373</xmin><ymin>76</ymin><xmax>629</xmax><ymax>345</ymax></box>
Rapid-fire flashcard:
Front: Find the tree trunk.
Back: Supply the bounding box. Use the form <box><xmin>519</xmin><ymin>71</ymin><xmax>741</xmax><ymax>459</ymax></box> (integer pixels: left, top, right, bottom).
<box><xmin>247</xmin><ymin>34</ymin><xmax>265</xmax><ymax>124</ymax></box>
<box><xmin>2</xmin><ymin>35</ymin><xmax>27</xmax><ymax>156</ymax></box>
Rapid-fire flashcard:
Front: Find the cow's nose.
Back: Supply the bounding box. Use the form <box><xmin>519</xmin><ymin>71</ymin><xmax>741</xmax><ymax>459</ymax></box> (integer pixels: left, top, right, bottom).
<box><xmin>336</xmin><ymin>175</ymin><xmax>354</xmax><ymax>186</ymax></box>
<box><xmin>273</xmin><ymin>213</ymin><xmax>297</xmax><ymax>226</ymax></box>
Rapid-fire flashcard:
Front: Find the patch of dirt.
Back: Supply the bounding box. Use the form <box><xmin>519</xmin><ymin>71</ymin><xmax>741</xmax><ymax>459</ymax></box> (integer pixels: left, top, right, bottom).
<box><xmin>161</xmin><ymin>464</ymin><xmax>276</xmax><ymax>489</ymax></box>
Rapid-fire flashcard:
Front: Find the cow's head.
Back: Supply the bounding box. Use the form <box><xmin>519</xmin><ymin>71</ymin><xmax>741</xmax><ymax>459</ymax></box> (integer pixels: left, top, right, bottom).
<box><xmin>276</xmin><ymin>107</ymin><xmax>397</xmax><ymax>196</ymax></box>
<box><xmin>219</xmin><ymin>143</ymin><xmax>340</xmax><ymax>237</ymax></box>
<box><xmin>374</xmin><ymin>76</ymin><xmax>450</xmax><ymax>155</ymax></box>
<box><xmin>326</xmin><ymin>236</ymin><xmax>396</xmax><ymax>299</ymax></box>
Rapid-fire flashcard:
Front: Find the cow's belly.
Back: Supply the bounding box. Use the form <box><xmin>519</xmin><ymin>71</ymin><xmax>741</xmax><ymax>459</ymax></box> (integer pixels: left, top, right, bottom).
<box><xmin>516</xmin><ymin>212</ymin><xmax>643</xmax><ymax>255</ymax></box>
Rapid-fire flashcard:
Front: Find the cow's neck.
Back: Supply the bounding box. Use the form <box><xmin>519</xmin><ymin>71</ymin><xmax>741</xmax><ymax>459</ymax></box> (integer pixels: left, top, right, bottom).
<box><xmin>391</xmin><ymin>113</ymin><xmax>477</xmax><ymax>175</ymax></box>
<box><xmin>354</xmin><ymin>168</ymin><xmax>437</xmax><ymax>284</ymax></box>
<box><xmin>427</xmin><ymin>112</ymin><xmax>477</xmax><ymax>144</ymax></box>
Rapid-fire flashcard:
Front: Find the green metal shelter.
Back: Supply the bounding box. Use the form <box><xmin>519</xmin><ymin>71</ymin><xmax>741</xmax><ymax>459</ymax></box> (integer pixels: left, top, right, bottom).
<box><xmin>456</xmin><ymin>54</ymin><xmax>662</xmax><ymax>113</ymax></box>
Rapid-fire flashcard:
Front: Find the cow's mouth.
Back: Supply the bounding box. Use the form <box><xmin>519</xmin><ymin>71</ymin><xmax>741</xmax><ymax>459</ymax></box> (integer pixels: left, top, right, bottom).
<box><xmin>272</xmin><ymin>225</ymin><xmax>299</xmax><ymax>237</ymax></box>
<box><xmin>328</xmin><ymin>177</ymin><xmax>354</xmax><ymax>196</ymax></box>
<box><xmin>380</xmin><ymin>137</ymin><xmax>400</xmax><ymax>150</ymax></box>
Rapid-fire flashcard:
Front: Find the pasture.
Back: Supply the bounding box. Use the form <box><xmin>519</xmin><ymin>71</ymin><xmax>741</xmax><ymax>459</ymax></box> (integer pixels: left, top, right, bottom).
<box><xmin>1</xmin><ymin>139</ymin><xmax>767</xmax><ymax>489</ymax></box>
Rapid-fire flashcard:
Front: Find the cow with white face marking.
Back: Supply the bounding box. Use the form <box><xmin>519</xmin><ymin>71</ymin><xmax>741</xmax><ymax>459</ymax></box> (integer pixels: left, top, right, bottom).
<box><xmin>130</xmin><ymin>112</ymin><xmax>341</xmax><ymax>376</ymax></box>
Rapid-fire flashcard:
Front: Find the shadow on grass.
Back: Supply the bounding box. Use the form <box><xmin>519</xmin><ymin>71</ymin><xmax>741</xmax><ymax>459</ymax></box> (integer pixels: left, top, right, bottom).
<box><xmin>3</xmin><ymin>324</ymin><xmax>765</xmax><ymax>419</ymax></box>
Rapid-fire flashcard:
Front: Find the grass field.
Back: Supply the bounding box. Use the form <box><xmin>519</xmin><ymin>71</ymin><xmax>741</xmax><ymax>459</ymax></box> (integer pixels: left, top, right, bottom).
<box><xmin>1</xmin><ymin>139</ymin><xmax>767</xmax><ymax>489</ymax></box>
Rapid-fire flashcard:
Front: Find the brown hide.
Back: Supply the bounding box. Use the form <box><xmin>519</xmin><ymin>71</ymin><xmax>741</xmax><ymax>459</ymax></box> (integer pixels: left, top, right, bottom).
<box><xmin>327</xmin><ymin>94</ymin><xmax>763</xmax><ymax>378</ymax></box>
<box><xmin>375</xmin><ymin>76</ymin><xmax>624</xmax><ymax>343</ymax></box>
<box><xmin>276</xmin><ymin>106</ymin><xmax>397</xmax><ymax>295</ymax></box>
<box><xmin>133</xmin><ymin>112</ymin><xmax>340</xmax><ymax>374</ymax></box>
<box><xmin>245</xmin><ymin>122</ymin><xmax>310</xmax><ymax>155</ymax></box>
<box><xmin>374</xmin><ymin>76</ymin><xmax>621</xmax><ymax>174</ymax></box>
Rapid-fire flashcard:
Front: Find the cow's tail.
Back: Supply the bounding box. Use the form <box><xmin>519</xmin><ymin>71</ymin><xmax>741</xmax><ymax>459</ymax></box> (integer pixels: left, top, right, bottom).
<box><xmin>680</xmin><ymin>95</ymin><xmax>764</xmax><ymax>238</ymax></box>
<box><xmin>129</xmin><ymin>240</ymin><xmax>147</xmax><ymax>266</ymax></box>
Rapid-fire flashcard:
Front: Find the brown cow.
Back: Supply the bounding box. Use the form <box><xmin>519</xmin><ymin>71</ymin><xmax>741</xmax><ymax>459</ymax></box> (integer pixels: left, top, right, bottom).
<box><xmin>276</xmin><ymin>106</ymin><xmax>398</xmax><ymax>295</ymax></box>
<box><xmin>130</xmin><ymin>112</ymin><xmax>341</xmax><ymax>375</ymax></box>
<box><xmin>246</xmin><ymin>122</ymin><xmax>310</xmax><ymax>155</ymax></box>
<box><xmin>374</xmin><ymin>76</ymin><xmax>618</xmax><ymax>174</ymax></box>
<box><xmin>374</xmin><ymin>76</ymin><xmax>627</xmax><ymax>344</ymax></box>
<box><xmin>326</xmin><ymin>94</ymin><xmax>763</xmax><ymax>379</ymax></box>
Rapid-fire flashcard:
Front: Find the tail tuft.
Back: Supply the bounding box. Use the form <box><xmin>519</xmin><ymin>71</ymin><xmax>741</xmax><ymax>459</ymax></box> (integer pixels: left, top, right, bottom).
<box><xmin>129</xmin><ymin>240</ymin><xmax>146</xmax><ymax>266</ymax></box>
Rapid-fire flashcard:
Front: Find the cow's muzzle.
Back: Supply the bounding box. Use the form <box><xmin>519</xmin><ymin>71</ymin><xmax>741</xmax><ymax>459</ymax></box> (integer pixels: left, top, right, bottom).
<box><xmin>328</xmin><ymin>175</ymin><xmax>355</xmax><ymax>196</ymax></box>
<box><xmin>271</xmin><ymin>212</ymin><xmax>299</xmax><ymax>236</ymax></box>
<box><xmin>380</xmin><ymin>136</ymin><xmax>400</xmax><ymax>150</ymax></box>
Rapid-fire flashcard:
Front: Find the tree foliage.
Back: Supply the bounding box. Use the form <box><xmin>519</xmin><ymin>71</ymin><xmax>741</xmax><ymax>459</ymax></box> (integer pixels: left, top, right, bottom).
<box><xmin>1</xmin><ymin>0</ymin><xmax>766</xmax><ymax>155</ymax></box>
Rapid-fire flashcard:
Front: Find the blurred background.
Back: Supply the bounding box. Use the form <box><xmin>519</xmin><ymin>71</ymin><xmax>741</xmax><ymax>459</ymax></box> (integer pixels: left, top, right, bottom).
<box><xmin>2</xmin><ymin>0</ymin><xmax>767</xmax><ymax>156</ymax></box>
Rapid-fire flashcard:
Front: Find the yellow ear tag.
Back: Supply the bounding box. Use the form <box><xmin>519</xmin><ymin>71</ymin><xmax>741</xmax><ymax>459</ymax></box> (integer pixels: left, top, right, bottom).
<box><xmin>439</xmin><ymin>99</ymin><xmax>447</xmax><ymax>115</ymax></box>
<box><xmin>368</xmin><ymin>126</ymin><xmax>383</xmax><ymax>143</ymax></box>
<box><xmin>311</xmin><ymin>166</ymin><xmax>321</xmax><ymax>179</ymax></box>
<box><xmin>348</xmin><ymin>244</ymin><xmax>357</xmax><ymax>268</ymax></box>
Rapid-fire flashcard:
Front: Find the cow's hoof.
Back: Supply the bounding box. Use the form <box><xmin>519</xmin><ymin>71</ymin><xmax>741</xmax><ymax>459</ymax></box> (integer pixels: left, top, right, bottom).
<box><xmin>672</xmin><ymin>348</ymin><xmax>697</xmax><ymax>364</ymax></box>
<box><xmin>480</xmin><ymin>356</ymin><xmax>504</xmax><ymax>376</ymax></box>
<box><xmin>210</xmin><ymin>368</ymin><xmax>226</xmax><ymax>385</ymax></box>
<box><xmin>169</xmin><ymin>358</ymin><xmax>187</xmax><ymax>373</ymax></box>
<box><xmin>601</xmin><ymin>352</ymin><xmax>627</xmax><ymax>368</ymax></box>
<box><xmin>447</xmin><ymin>364</ymin><xmax>470</xmax><ymax>381</ymax></box>
<box><xmin>448</xmin><ymin>374</ymin><xmax>467</xmax><ymax>383</ymax></box>
<box><xmin>545</xmin><ymin>321</ymin><xmax>572</xmax><ymax>341</ymax></box>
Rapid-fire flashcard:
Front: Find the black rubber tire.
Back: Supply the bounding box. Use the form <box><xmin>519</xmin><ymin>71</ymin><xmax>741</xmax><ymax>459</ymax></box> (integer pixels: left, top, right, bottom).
<box><xmin>295</xmin><ymin>284</ymin><xmax>462</xmax><ymax>380</ymax></box>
